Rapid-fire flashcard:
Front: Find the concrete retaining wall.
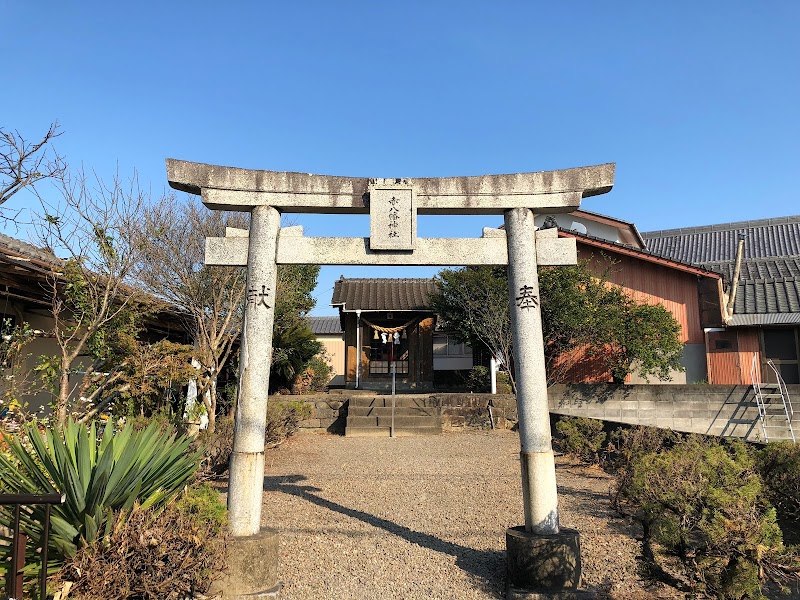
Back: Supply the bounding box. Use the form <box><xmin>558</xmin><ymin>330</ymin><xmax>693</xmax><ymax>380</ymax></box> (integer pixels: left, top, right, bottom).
<box><xmin>548</xmin><ymin>384</ymin><xmax>800</xmax><ymax>443</ymax></box>
<box><xmin>278</xmin><ymin>384</ymin><xmax>800</xmax><ymax>442</ymax></box>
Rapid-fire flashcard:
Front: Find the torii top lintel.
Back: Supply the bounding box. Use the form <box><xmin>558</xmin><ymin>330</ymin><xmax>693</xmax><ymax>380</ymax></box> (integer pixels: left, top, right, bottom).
<box><xmin>166</xmin><ymin>159</ymin><xmax>615</xmax><ymax>216</ymax></box>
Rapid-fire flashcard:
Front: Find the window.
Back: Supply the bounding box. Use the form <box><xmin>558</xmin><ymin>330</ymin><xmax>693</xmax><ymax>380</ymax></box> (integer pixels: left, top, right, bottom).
<box><xmin>762</xmin><ymin>328</ymin><xmax>799</xmax><ymax>384</ymax></box>
<box><xmin>369</xmin><ymin>329</ymin><xmax>409</xmax><ymax>375</ymax></box>
<box><xmin>433</xmin><ymin>336</ymin><xmax>448</xmax><ymax>355</ymax></box>
<box><xmin>708</xmin><ymin>331</ymin><xmax>738</xmax><ymax>353</ymax></box>
<box><xmin>433</xmin><ymin>333</ymin><xmax>472</xmax><ymax>357</ymax></box>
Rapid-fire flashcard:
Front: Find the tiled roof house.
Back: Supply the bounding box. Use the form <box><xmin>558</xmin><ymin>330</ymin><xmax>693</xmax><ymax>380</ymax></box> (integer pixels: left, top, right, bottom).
<box><xmin>643</xmin><ymin>216</ymin><xmax>800</xmax><ymax>384</ymax></box>
<box><xmin>0</xmin><ymin>233</ymin><xmax>189</xmax><ymax>408</ymax></box>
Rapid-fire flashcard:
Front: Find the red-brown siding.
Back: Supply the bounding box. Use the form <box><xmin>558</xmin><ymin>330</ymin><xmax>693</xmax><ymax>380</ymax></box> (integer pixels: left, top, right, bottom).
<box><xmin>580</xmin><ymin>246</ymin><xmax>704</xmax><ymax>344</ymax></box>
<box><xmin>706</xmin><ymin>328</ymin><xmax>761</xmax><ymax>385</ymax></box>
<box><xmin>556</xmin><ymin>242</ymin><xmax>713</xmax><ymax>383</ymax></box>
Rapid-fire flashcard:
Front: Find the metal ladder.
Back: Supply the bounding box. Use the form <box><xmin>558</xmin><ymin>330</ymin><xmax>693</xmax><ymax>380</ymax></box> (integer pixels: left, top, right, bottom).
<box><xmin>751</xmin><ymin>355</ymin><xmax>795</xmax><ymax>443</ymax></box>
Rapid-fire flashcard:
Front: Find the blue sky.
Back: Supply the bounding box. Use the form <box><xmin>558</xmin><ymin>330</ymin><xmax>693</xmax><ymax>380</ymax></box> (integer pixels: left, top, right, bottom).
<box><xmin>3</xmin><ymin>1</ymin><xmax>798</xmax><ymax>316</ymax></box>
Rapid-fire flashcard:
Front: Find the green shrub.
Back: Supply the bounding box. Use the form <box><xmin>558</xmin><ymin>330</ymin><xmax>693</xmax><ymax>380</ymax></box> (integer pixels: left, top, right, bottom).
<box><xmin>466</xmin><ymin>366</ymin><xmax>490</xmax><ymax>392</ymax></box>
<box><xmin>603</xmin><ymin>424</ymin><xmax>680</xmax><ymax>473</ymax></box>
<box><xmin>496</xmin><ymin>371</ymin><xmax>513</xmax><ymax>394</ymax></box>
<box><xmin>306</xmin><ymin>355</ymin><xmax>333</xmax><ymax>392</ymax></box>
<box><xmin>265</xmin><ymin>400</ymin><xmax>311</xmax><ymax>447</ymax></box>
<box><xmin>0</xmin><ymin>419</ymin><xmax>200</xmax><ymax>581</ymax></box>
<box><xmin>619</xmin><ymin>437</ymin><xmax>795</xmax><ymax>598</ymax></box>
<box><xmin>757</xmin><ymin>441</ymin><xmax>800</xmax><ymax>522</ymax></box>
<box><xmin>175</xmin><ymin>482</ymin><xmax>227</xmax><ymax>535</ymax></box>
<box><xmin>553</xmin><ymin>416</ymin><xmax>606</xmax><ymax>464</ymax></box>
<box><xmin>126</xmin><ymin>411</ymin><xmax>177</xmax><ymax>435</ymax></box>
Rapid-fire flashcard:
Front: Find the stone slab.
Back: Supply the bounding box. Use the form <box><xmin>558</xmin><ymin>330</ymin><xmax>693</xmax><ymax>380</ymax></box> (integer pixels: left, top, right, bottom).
<box><xmin>369</xmin><ymin>182</ymin><xmax>415</xmax><ymax>250</ymax></box>
<box><xmin>506</xmin><ymin>526</ymin><xmax>582</xmax><ymax>592</ymax></box>
<box><xmin>167</xmin><ymin>159</ymin><xmax>615</xmax><ymax>213</ymax></box>
<box><xmin>208</xmin><ymin>527</ymin><xmax>279</xmax><ymax>599</ymax></box>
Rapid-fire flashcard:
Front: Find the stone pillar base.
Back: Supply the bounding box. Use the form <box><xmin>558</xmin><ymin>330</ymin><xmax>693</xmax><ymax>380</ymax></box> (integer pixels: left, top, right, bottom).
<box><xmin>506</xmin><ymin>526</ymin><xmax>582</xmax><ymax>596</ymax></box>
<box><xmin>209</xmin><ymin>527</ymin><xmax>281</xmax><ymax>599</ymax></box>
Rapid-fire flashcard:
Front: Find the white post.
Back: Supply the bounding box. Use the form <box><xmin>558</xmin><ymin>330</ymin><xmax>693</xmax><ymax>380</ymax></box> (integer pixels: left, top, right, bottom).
<box><xmin>490</xmin><ymin>356</ymin><xmax>498</xmax><ymax>395</ymax></box>
<box><xmin>355</xmin><ymin>310</ymin><xmax>362</xmax><ymax>389</ymax></box>
<box><xmin>228</xmin><ymin>205</ymin><xmax>280</xmax><ymax>537</ymax></box>
<box><xmin>185</xmin><ymin>358</ymin><xmax>210</xmax><ymax>430</ymax></box>
<box><xmin>504</xmin><ymin>208</ymin><xmax>559</xmax><ymax>535</ymax></box>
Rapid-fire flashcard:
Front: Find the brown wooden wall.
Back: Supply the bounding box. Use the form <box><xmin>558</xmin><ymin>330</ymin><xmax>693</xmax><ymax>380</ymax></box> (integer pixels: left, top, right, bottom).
<box><xmin>556</xmin><ymin>243</ymin><xmax>720</xmax><ymax>383</ymax></box>
<box><xmin>706</xmin><ymin>328</ymin><xmax>761</xmax><ymax>385</ymax></box>
<box><xmin>580</xmin><ymin>246</ymin><xmax>706</xmax><ymax>344</ymax></box>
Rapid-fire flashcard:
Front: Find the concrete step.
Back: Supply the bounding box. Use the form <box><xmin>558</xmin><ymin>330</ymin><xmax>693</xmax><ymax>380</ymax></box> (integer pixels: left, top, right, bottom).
<box><xmin>348</xmin><ymin>397</ymin><xmax>438</xmax><ymax>409</ymax></box>
<box><xmin>345</xmin><ymin>426</ymin><xmax>442</xmax><ymax>437</ymax></box>
<box><xmin>377</xmin><ymin>415</ymin><xmax>440</xmax><ymax>428</ymax></box>
<box><xmin>348</xmin><ymin>406</ymin><xmax>440</xmax><ymax>417</ymax></box>
<box><xmin>347</xmin><ymin>415</ymin><xmax>441</xmax><ymax>428</ymax></box>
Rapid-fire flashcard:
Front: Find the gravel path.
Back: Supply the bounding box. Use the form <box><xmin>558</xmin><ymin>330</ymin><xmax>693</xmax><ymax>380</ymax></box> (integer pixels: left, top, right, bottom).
<box><xmin>261</xmin><ymin>430</ymin><xmax>682</xmax><ymax>599</ymax></box>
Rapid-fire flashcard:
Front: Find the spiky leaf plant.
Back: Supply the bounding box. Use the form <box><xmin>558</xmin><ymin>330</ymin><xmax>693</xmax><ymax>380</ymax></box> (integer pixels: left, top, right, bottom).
<box><xmin>0</xmin><ymin>419</ymin><xmax>200</xmax><ymax>578</ymax></box>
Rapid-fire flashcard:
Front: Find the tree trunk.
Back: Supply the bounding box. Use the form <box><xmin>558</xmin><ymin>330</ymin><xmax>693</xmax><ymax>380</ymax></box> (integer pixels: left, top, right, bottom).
<box><xmin>56</xmin><ymin>365</ymin><xmax>70</xmax><ymax>428</ymax></box>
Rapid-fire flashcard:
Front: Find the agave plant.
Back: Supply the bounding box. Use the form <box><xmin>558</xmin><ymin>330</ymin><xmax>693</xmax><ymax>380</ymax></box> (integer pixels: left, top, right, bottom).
<box><xmin>0</xmin><ymin>419</ymin><xmax>201</xmax><ymax>577</ymax></box>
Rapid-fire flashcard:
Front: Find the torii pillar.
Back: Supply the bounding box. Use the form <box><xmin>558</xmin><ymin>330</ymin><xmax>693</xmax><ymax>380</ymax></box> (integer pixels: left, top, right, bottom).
<box><xmin>167</xmin><ymin>159</ymin><xmax>614</xmax><ymax>596</ymax></box>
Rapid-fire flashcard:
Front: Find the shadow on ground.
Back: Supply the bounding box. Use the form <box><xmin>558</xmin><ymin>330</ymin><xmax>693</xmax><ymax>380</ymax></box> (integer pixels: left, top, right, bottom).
<box><xmin>264</xmin><ymin>474</ymin><xmax>506</xmax><ymax>597</ymax></box>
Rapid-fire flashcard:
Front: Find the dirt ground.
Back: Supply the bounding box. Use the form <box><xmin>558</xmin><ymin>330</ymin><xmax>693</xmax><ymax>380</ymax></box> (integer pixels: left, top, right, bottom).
<box><xmin>256</xmin><ymin>430</ymin><xmax>687</xmax><ymax>599</ymax></box>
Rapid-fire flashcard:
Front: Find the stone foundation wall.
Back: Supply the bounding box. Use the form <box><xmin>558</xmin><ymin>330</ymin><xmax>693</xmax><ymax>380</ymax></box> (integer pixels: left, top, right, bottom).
<box><xmin>277</xmin><ymin>393</ymin><xmax>517</xmax><ymax>433</ymax></box>
<box><xmin>430</xmin><ymin>393</ymin><xmax>517</xmax><ymax>430</ymax></box>
<box><xmin>278</xmin><ymin>384</ymin><xmax>800</xmax><ymax>443</ymax></box>
<box><xmin>270</xmin><ymin>395</ymin><xmax>347</xmax><ymax>434</ymax></box>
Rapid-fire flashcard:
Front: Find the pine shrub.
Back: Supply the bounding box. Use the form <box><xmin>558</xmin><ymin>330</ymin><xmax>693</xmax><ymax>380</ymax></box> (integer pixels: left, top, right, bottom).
<box><xmin>619</xmin><ymin>437</ymin><xmax>797</xmax><ymax>599</ymax></box>
<box><xmin>553</xmin><ymin>416</ymin><xmax>606</xmax><ymax>464</ymax></box>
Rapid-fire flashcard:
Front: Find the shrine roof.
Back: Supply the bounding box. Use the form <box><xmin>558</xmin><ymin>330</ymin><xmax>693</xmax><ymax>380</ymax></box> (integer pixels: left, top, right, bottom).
<box><xmin>331</xmin><ymin>277</ymin><xmax>438</xmax><ymax>312</ymax></box>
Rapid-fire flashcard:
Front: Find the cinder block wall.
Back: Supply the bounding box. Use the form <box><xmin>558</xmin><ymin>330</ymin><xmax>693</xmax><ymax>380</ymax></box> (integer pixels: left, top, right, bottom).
<box><xmin>548</xmin><ymin>384</ymin><xmax>800</xmax><ymax>443</ymax></box>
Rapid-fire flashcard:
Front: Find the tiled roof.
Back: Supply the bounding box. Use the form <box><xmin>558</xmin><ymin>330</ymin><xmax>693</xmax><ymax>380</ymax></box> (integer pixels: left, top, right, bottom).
<box><xmin>331</xmin><ymin>278</ymin><xmax>437</xmax><ymax>312</ymax></box>
<box><xmin>641</xmin><ymin>216</ymin><xmax>800</xmax><ymax>322</ymax></box>
<box><xmin>0</xmin><ymin>232</ymin><xmax>59</xmax><ymax>266</ymax></box>
<box><xmin>642</xmin><ymin>216</ymin><xmax>800</xmax><ymax>263</ymax></box>
<box><xmin>309</xmin><ymin>316</ymin><xmax>343</xmax><ymax>335</ymax></box>
<box><xmin>729</xmin><ymin>313</ymin><xmax>800</xmax><ymax>326</ymax></box>
<box><xmin>560</xmin><ymin>229</ymin><xmax>720</xmax><ymax>278</ymax></box>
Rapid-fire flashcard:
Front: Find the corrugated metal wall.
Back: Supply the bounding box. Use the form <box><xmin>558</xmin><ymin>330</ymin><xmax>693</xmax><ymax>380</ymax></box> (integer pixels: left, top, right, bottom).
<box><xmin>551</xmin><ymin>344</ymin><xmax>613</xmax><ymax>383</ymax></box>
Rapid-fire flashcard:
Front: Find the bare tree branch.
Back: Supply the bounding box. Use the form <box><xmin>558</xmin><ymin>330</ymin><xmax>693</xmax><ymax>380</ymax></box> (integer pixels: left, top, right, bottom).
<box><xmin>0</xmin><ymin>121</ymin><xmax>66</xmax><ymax>207</ymax></box>
<box><xmin>34</xmin><ymin>167</ymin><xmax>151</xmax><ymax>426</ymax></box>
<box><xmin>132</xmin><ymin>194</ymin><xmax>248</xmax><ymax>431</ymax></box>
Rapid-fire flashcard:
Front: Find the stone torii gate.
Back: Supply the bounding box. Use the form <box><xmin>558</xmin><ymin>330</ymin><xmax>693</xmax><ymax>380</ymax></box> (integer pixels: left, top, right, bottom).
<box><xmin>167</xmin><ymin>159</ymin><xmax>614</xmax><ymax>593</ymax></box>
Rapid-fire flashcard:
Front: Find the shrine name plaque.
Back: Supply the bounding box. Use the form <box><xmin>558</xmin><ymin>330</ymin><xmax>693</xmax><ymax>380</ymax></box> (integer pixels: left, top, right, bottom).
<box><xmin>369</xmin><ymin>179</ymin><xmax>415</xmax><ymax>250</ymax></box>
